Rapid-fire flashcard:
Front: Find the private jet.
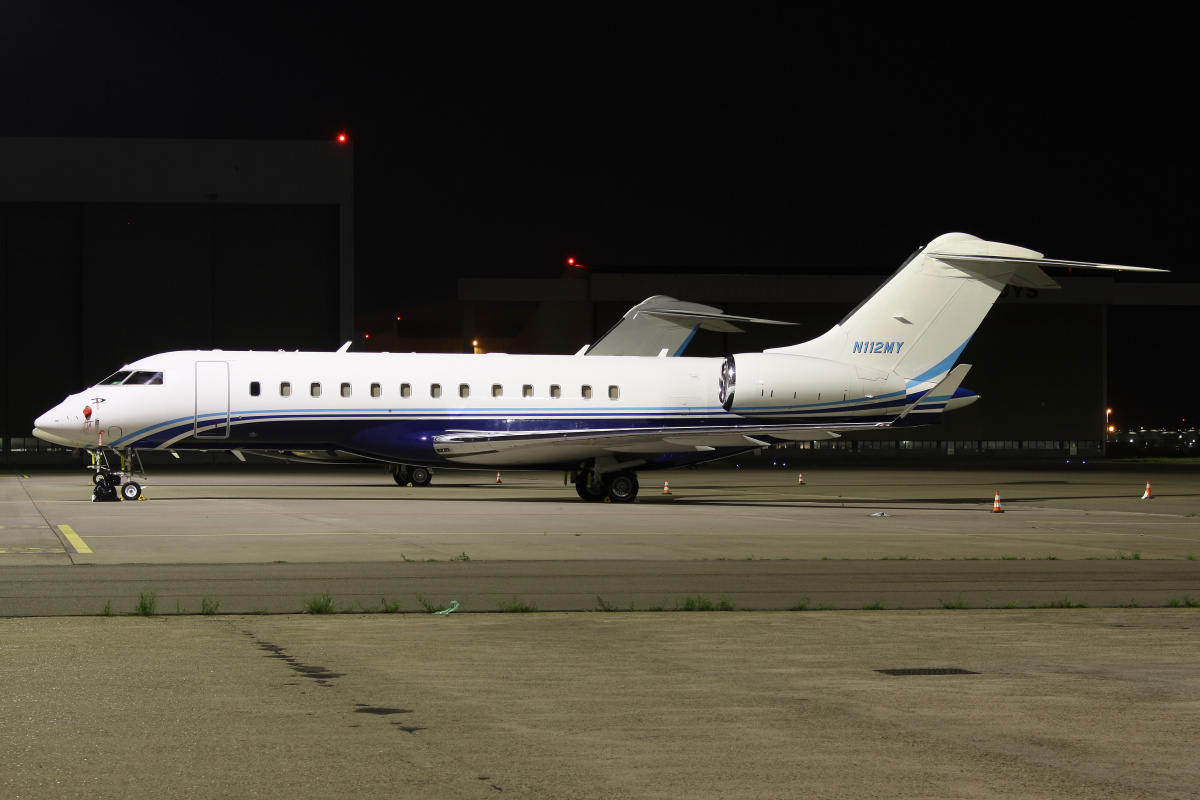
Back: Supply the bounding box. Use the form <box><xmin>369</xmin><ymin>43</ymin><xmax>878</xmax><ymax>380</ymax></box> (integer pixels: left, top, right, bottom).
<box><xmin>33</xmin><ymin>232</ymin><xmax>1161</xmax><ymax>502</ymax></box>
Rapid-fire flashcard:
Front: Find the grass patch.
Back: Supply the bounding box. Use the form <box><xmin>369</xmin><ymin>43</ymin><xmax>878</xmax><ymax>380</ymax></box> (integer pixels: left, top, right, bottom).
<box><xmin>133</xmin><ymin>592</ymin><xmax>157</xmax><ymax>616</ymax></box>
<box><xmin>496</xmin><ymin>596</ymin><xmax>537</xmax><ymax>613</ymax></box>
<box><xmin>303</xmin><ymin>592</ymin><xmax>335</xmax><ymax>614</ymax></box>
<box><xmin>1118</xmin><ymin>599</ymin><xmax>1141</xmax><ymax>608</ymax></box>
<box><xmin>1034</xmin><ymin>555</ymin><xmax>1059</xmax><ymax>560</ymax></box>
<box><xmin>788</xmin><ymin>597</ymin><xmax>810</xmax><ymax>611</ymax></box>
<box><xmin>1187</xmin><ymin>553</ymin><xmax>1196</xmax><ymax>561</ymax></box>
<box><xmin>200</xmin><ymin>597</ymin><xmax>221</xmax><ymax>615</ymax></box>
<box><xmin>861</xmin><ymin>601</ymin><xmax>886</xmax><ymax>610</ymax></box>
<box><xmin>382</xmin><ymin>598</ymin><xmax>402</xmax><ymax>613</ymax></box>
<box><xmin>998</xmin><ymin>602</ymin><xmax>1018</xmax><ymax>609</ymax></box>
<box><xmin>1116</xmin><ymin>549</ymin><xmax>1143</xmax><ymax>560</ymax></box>
<box><xmin>940</xmin><ymin>594</ymin><xmax>969</xmax><ymax>610</ymax></box>
<box><xmin>452</xmin><ymin>551</ymin><xmax>471</xmax><ymax>562</ymax></box>
<box><xmin>1167</xmin><ymin>595</ymin><xmax>1199</xmax><ymax>608</ymax></box>
<box><xmin>647</xmin><ymin>604</ymin><xmax>666</xmax><ymax>612</ymax></box>
<box><xmin>1000</xmin><ymin>555</ymin><xmax>1020</xmax><ymax>560</ymax></box>
<box><xmin>251</xmin><ymin>607</ymin><xmax>269</xmax><ymax>615</ymax></box>
<box><xmin>595</xmin><ymin>596</ymin><xmax>618</xmax><ymax>612</ymax></box>
<box><xmin>101</xmin><ymin>600</ymin><xmax>113</xmax><ymax>616</ymax></box>
<box><xmin>417</xmin><ymin>593</ymin><xmax>446</xmax><ymax>613</ymax></box>
<box><xmin>1034</xmin><ymin>597</ymin><xmax>1089</xmax><ymax>609</ymax></box>
<box><xmin>675</xmin><ymin>595</ymin><xmax>736</xmax><ymax>611</ymax></box>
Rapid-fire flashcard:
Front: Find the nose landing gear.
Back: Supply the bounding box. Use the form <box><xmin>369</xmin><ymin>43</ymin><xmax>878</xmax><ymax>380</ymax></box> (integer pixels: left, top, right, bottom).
<box><xmin>89</xmin><ymin>449</ymin><xmax>146</xmax><ymax>502</ymax></box>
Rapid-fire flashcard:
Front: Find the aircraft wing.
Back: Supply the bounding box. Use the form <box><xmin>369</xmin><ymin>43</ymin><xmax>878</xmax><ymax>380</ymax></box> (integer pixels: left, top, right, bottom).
<box><xmin>585</xmin><ymin>296</ymin><xmax>798</xmax><ymax>357</ymax></box>
<box><xmin>428</xmin><ymin>420</ymin><xmax>903</xmax><ymax>459</ymax></box>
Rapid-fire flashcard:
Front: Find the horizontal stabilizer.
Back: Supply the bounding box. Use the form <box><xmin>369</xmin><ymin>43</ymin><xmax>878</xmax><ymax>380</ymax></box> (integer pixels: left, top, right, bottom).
<box><xmin>898</xmin><ymin>364</ymin><xmax>972</xmax><ymax>420</ymax></box>
<box><xmin>926</xmin><ymin>255</ymin><xmax>1161</xmax><ymax>283</ymax></box>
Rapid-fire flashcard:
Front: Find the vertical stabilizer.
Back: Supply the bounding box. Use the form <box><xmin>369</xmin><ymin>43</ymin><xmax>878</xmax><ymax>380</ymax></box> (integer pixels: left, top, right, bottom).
<box><xmin>766</xmin><ymin>233</ymin><xmax>1038</xmax><ymax>384</ymax></box>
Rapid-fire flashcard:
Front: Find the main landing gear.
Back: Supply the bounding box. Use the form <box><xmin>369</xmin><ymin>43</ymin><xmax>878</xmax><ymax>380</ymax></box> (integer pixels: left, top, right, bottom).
<box><xmin>574</xmin><ymin>470</ymin><xmax>640</xmax><ymax>503</ymax></box>
<box><xmin>90</xmin><ymin>449</ymin><xmax>146</xmax><ymax>502</ymax></box>
<box><xmin>391</xmin><ymin>464</ymin><xmax>433</xmax><ymax>487</ymax></box>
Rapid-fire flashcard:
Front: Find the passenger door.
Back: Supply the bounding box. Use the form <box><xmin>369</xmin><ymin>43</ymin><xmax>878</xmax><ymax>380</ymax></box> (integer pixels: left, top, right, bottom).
<box><xmin>194</xmin><ymin>361</ymin><xmax>230</xmax><ymax>438</ymax></box>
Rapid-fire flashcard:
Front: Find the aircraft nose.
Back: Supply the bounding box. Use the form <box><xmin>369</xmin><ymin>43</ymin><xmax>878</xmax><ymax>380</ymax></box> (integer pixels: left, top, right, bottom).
<box><xmin>32</xmin><ymin>400</ymin><xmax>84</xmax><ymax>447</ymax></box>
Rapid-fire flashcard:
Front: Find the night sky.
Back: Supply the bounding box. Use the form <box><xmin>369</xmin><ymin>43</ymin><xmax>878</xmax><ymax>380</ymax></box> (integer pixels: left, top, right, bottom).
<box><xmin>2</xmin><ymin>5</ymin><xmax>1190</xmax><ymax>427</ymax></box>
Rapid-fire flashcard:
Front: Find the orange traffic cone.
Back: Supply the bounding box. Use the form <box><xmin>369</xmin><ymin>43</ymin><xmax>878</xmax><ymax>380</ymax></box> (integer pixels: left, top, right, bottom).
<box><xmin>991</xmin><ymin>491</ymin><xmax>1004</xmax><ymax>513</ymax></box>
<box><xmin>662</xmin><ymin>480</ymin><xmax>671</xmax><ymax>495</ymax></box>
<box><xmin>797</xmin><ymin>473</ymin><xmax>806</xmax><ymax>485</ymax></box>
<box><xmin>495</xmin><ymin>472</ymin><xmax>502</xmax><ymax>484</ymax></box>
<box><xmin>1142</xmin><ymin>482</ymin><xmax>1154</xmax><ymax>499</ymax></box>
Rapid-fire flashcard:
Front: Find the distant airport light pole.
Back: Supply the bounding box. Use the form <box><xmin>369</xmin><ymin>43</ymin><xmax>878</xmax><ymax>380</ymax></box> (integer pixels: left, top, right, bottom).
<box><xmin>567</xmin><ymin>257</ymin><xmax>593</xmax><ymax>348</ymax></box>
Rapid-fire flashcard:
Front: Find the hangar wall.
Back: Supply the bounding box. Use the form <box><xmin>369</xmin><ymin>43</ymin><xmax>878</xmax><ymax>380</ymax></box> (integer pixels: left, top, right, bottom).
<box><xmin>1</xmin><ymin>138</ymin><xmax>353</xmax><ymax>464</ymax></box>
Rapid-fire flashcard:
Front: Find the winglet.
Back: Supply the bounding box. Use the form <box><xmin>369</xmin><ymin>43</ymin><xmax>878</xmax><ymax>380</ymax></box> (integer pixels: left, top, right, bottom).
<box><xmin>897</xmin><ymin>364</ymin><xmax>972</xmax><ymax>420</ymax></box>
<box><xmin>336</xmin><ymin>341</ymin><xmax>352</xmax><ymax>353</ymax></box>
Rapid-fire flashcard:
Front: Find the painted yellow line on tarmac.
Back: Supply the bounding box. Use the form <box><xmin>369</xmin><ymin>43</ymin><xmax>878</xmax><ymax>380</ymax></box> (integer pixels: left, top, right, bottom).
<box><xmin>58</xmin><ymin>524</ymin><xmax>93</xmax><ymax>554</ymax></box>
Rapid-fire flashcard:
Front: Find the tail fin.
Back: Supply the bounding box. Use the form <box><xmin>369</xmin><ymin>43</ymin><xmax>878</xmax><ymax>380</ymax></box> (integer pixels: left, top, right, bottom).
<box><xmin>766</xmin><ymin>232</ymin><xmax>1161</xmax><ymax>385</ymax></box>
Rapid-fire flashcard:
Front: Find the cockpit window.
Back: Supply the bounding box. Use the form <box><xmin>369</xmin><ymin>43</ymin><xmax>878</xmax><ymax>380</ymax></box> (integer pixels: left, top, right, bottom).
<box><xmin>99</xmin><ymin>370</ymin><xmax>163</xmax><ymax>386</ymax></box>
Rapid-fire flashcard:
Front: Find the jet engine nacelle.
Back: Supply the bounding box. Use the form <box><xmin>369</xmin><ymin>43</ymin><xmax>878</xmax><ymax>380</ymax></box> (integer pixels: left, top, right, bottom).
<box><xmin>720</xmin><ymin>353</ymin><xmax>903</xmax><ymax>417</ymax></box>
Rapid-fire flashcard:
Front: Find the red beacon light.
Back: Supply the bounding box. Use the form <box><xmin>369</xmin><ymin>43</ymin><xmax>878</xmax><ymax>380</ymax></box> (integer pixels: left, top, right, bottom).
<box><xmin>567</xmin><ymin>257</ymin><xmax>586</xmax><ymax>269</ymax></box>
<box><xmin>336</xmin><ymin>132</ymin><xmax>347</xmax><ymax>144</ymax></box>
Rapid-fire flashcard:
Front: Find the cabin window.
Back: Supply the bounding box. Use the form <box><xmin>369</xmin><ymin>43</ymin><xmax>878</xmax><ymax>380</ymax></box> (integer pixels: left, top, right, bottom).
<box><xmin>522</xmin><ymin>384</ymin><xmax>533</xmax><ymax>398</ymax></box>
<box><xmin>280</xmin><ymin>382</ymin><xmax>292</xmax><ymax>397</ymax></box>
<box><xmin>550</xmin><ymin>384</ymin><xmax>561</xmax><ymax>399</ymax></box>
<box><xmin>581</xmin><ymin>385</ymin><xmax>593</xmax><ymax>400</ymax></box>
<box><xmin>608</xmin><ymin>385</ymin><xmax>619</xmax><ymax>400</ymax></box>
<box><xmin>371</xmin><ymin>383</ymin><xmax>381</xmax><ymax>398</ymax></box>
<box><xmin>101</xmin><ymin>371</ymin><xmax>132</xmax><ymax>385</ymax></box>
<box><xmin>126</xmin><ymin>371</ymin><xmax>164</xmax><ymax>385</ymax></box>
<box><xmin>491</xmin><ymin>384</ymin><xmax>503</xmax><ymax>397</ymax></box>
<box><xmin>249</xmin><ymin>381</ymin><xmax>261</xmax><ymax>397</ymax></box>
<box><xmin>340</xmin><ymin>383</ymin><xmax>352</xmax><ymax>398</ymax></box>
<box><xmin>310</xmin><ymin>382</ymin><xmax>321</xmax><ymax>397</ymax></box>
<box><xmin>459</xmin><ymin>383</ymin><xmax>470</xmax><ymax>398</ymax></box>
<box><xmin>401</xmin><ymin>383</ymin><xmax>411</xmax><ymax>398</ymax></box>
<box><xmin>431</xmin><ymin>383</ymin><xmax>441</xmax><ymax>398</ymax></box>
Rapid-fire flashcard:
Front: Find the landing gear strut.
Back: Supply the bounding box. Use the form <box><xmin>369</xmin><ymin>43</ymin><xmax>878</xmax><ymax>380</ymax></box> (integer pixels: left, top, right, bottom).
<box><xmin>574</xmin><ymin>470</ymin><xmax>640</xmax><ymax>503</ymax></box>
<box><xmin>391</xmin><ymin>464</ymin><xmax>433</xmax><ymax>487</ymax></box>
<box><xmin>90</xmin><ymin>448</ymin><xmax>145</xmax><ymax>502</ymax></box>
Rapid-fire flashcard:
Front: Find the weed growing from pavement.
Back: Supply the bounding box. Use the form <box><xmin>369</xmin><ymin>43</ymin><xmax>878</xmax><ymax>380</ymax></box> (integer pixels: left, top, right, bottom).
<box><xmin>251</xmin><ymin>607</ymin><xmax>269</xmax><ymax>615</ymax></box>
<box><xmin>940</xmin><ymin>594</ymin><xmax>969</xmax><ymax>610</ymax></box>
<box><xmin>1034</xmin><ymin>598</ymin><xmax>1089</xmax><ymax>609</ymax></box>
<box><xmin>1188</xmin><ymin>553</ymin><xmax>1196</xmax><ymax>561</ymax></box>
<box><xmin>1118</xmin><ymin>599</ymin><xmax>1141</xmax><ymax>608</ymax></box>
<box><xmin>382</xmin><ymin>598</ymin><xmax>402</xmax><ymax>613</ymax></box>
<box><xmin>595</xmin><ymin>596</ymin><xmax>619</xmax><ymax>612</ymax></box>
<box><xmin>417</xmin><ymin>593</ymin><xmax>446</xmax><ymax>613</ymax></box>
<box><xmin>1167</xmin><ymin>595</ymin><xmax>1199</xmax><ymax>608</ymax></box>
<box><xmin>303</xmin><ymin>592</ymin><xmax>335</xmax><ymax>614</ymax></box>
<box><xmin>497</xmin><ymin>596</ymin><xmax>537</xmax><ymax>613</ymax></box>
<box><xmin>200</xmin><ymin>597</ymin><xmax>221</xmax><ymax>615</ymax></box>
<box><xmin>133</xmin><ymin>592</ymin><xmax>157</xmax><ymax>616</ymax></box>
<box><xmin>452</xmin><ymin>551</ymin><xmax>471</xmax><ymax>562</ymax></box>
<box><xmin>101</xmin><ymin>600</ymin><xmax>113</xmax><ymax>616</ymax></box>
<box><xmin>861</xmin><ymin>601</ymin><xmax>886</xmax><ymax>610</ymax></box>
<box><xmin>675</xmin><ymin>595</ymin><xmax>736</xmax><ymax>611</ymax></box>
<box><xmin>788</xmin><ymin>597</ymin><xmax>810</xmax><ymax>611</ymax></box>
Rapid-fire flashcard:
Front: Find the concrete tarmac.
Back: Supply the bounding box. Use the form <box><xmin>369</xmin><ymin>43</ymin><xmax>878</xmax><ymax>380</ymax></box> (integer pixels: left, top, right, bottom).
<box><xmin>3</xmin><ymin>611</ymin><xmax>1199</xmax><ymax>799</ymax></box>
<box><xmin>3</xmin><ymin>463</ymin><xmax>1200</xmax><ymax>798</ymax></box>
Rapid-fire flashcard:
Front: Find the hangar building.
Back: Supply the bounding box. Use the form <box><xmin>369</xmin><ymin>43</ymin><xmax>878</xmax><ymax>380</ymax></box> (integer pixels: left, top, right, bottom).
<box><xmin>1</xmin><ymin>137</ymin><xmax>353</xmax><ymax>464</ymax></box>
